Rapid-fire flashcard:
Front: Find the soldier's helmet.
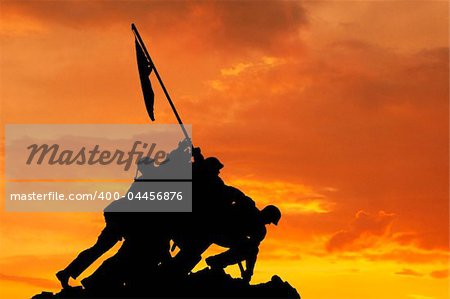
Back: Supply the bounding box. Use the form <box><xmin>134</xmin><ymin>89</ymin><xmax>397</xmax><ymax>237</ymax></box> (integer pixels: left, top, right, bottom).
<box><xmin>261</xmin><ymin>205</ymin><xmax>281</xmax><ymax>225</ymax></box>
<box><xmin>204</xmin><ymin>157</ymin><xmax>224</xmax><ymax>171</ymax></box>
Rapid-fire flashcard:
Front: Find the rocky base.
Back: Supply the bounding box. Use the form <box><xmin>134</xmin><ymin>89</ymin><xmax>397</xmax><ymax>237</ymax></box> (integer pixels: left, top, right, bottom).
<box><xmin>32</xmin><ymin>268</ymin><xmax>300</xmax><ymax>299</ymax></box>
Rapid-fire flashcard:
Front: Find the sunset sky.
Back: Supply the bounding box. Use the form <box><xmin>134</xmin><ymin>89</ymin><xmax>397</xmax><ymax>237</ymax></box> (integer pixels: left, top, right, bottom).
<box><xmin>0</xmin><ymin>1</ymin><xmax>448</xmax><ymax>299</ymax></box>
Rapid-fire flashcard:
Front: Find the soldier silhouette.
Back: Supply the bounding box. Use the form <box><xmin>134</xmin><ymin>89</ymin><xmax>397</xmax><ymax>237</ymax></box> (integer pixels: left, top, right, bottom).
<box><xmin>191</xmin><ymin>147</ymin><xmax>226</xmax><ymax>219</ymax></box>
<box><xmin>56</xmin><ymin>199</ymin><xmax>171</xmax><ymax>293</ymax></box>
<box><xmin>135</xmin><ymin>139</ymin><xmax>192</xmax><ymax>180</ymax></box>
<box><xmin>56</xmin><ymin>140</ymin><xmax>194</xmax><ymax>291</ymax></box>
<box><xmin>165</xmin><ymin>146</ymin><xmax>228</xmax><ymax>276</ymax></box>
<box><xmin>157</xmin><ymin>139</ymin><xmax>192</xmax><ymax>180</ymax></box>
<box><xmin>192</xmin><ymin>147</ymin><xmax>224</xmax><ymax>189</ymax></box>
<box><xmin>169</xmin><ymin>148</ymin><xmax>280</xmax><ymax>284</ymax></box>
<box><xmin>206</xmin><ymin>205</ymin><xmax>281</xmax><ymax>283</ymax></box>
<box><xmin>56</xmin><ymin>142</ymin><xmax>280</xmax><ymax>293</ymax></box>
<box><xmin>168</xmin><ymin>147</ymin><xmax>280</xmax><ymax>284</ymax></box>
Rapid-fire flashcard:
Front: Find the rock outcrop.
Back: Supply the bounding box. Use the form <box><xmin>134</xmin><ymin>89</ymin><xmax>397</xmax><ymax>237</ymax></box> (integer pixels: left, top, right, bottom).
<box><xmin>32</xmin><ymin>268</ymin><xmax>300</xmax><ymax>299</ymax></box>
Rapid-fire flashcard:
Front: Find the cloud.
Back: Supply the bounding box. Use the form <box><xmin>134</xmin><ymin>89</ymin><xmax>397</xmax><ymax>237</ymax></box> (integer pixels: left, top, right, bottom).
<box><xmin>408</xmin><ymin>295</ymin><xmax>436</xmax><ymax>299</ymax></box>
<box><xmin>429</xmin><ymin>269</ymin><xmax>449</xmax><ymax>279</ymax></box>
<box><xmin>1</xmin><ymin>1</ymin><xmax>307</xmax><ymax>55</ymax></box>
<box><xmin>326</xmin><ymin>210</ymin><xmax>395</xmax><ymax>252</ymax></box>
<box><xmin>322</xmin><ymin>210</ymin><xmax>449</xmax><ymax>265</ymax></box>
<box><xmin>0</xmin><ymin>272</ymin><xmax>58</xmax><ymax>289</ymax></box>
<box><xmin>221</xmin><ymin>62</ymin><xmax>254</xmax><ymax>77</ymax></box>
<box><xmin>220</xmin><ymin>57</ymin><xmax>286</xmax><ymax>77</ymax></box>
<box><xmin>395</xmin><ymin>268</ymin><xmax>422</xmax><ymax>277</ymax></box>
<box><xmin>228</xmin><ymin>178</ymin><xmax>335</xmax><ymax>215</ymax></box>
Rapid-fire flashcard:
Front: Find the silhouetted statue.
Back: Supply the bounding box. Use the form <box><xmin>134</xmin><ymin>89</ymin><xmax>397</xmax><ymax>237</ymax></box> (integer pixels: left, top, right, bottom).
<box><xmin>33</xmin><ymin>23</ymin><xmax>300</xmax><ymax>297</ymax></box>
<box><xmin>44</xmin><ymin>144</ymin><xmax>296</xmax><ymax>298</ymax></box>
<box><xmin>206</xmin><ymin>205</ymin><xmax>281</xmax><ymax>283</ymax></box>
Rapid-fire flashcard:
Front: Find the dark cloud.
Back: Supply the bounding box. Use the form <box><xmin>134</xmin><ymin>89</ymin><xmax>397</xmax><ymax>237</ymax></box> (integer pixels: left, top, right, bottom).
<box><xmin>207</xmin><ymin>1</ymin><xmax>307</xmax><ymax>52</ymax></box>
<box><xmin>394</xmin><ymin>268</ymin><xmax>422</xmax><ymax>277</ymax></box>
<box><xmin>2</xmin><ymin>1</ymin><xmax>307</xmax><ymax>54</ymax></box>
<box><xmin>429</xmin><ymin>269</ymin><xmax>448</xmax><ymax>279</ymax></box>
<box><xmin>326</xmin><ymin>210</ymin><xmax>394</xmax><ymax>252</ymax></box>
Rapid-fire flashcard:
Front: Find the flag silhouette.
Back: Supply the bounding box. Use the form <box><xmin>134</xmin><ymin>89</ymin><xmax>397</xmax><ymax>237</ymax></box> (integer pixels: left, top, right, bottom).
<box><xmin>135</xmin><ymin>38</ymin><xmax>155</xmax><ymax>121</ymax></box>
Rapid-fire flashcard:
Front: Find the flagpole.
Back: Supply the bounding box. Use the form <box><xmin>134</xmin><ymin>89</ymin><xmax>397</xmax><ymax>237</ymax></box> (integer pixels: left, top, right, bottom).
<box><xmin>131</xmin><ymin>23</ymin><xmax>191</xmax><ymax>145</ymax></box>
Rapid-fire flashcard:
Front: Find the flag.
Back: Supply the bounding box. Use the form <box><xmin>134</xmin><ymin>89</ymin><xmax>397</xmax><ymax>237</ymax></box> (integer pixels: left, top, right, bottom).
<box><xmin>135</xmin><ymin>38</ymin><xmax>155</xmax><ymax>121</ymax></box>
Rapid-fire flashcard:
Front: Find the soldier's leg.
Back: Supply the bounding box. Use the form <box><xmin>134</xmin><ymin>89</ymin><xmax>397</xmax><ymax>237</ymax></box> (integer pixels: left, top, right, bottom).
<box><xmin>243</xmin><ymin>246</ymin><xmax>259</xmax><ymax>282</ymax></box>
<box><xmin>81</xmin><ymin>252</ymin><xmax>126</xmax><ymax>295</ymax></box>
<box><xmin>206</xmin><ymin>248</ymin><xmax>239</xmax><ymax>269</ymax></box>
<box><xmin>56</xmin><ymin>225</ymin><xmax>121</xmax><ymax>288</ymax></box>
<box><xmin>166</xmin><ymin>239</ymin><xmax>211</xmax><ymax>276</ymax></box>
<box><xmin>206</xmin><ymin>245</ymin><xmax>259</xmax><ymax>270</ymax></box>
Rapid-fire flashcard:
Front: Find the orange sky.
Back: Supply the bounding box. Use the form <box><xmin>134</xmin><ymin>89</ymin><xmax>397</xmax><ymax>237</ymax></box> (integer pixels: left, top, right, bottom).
<box><xmin>0</xmin><ymin>1</ymin><xmax>448</xmax><ymax>299</ymax></box>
